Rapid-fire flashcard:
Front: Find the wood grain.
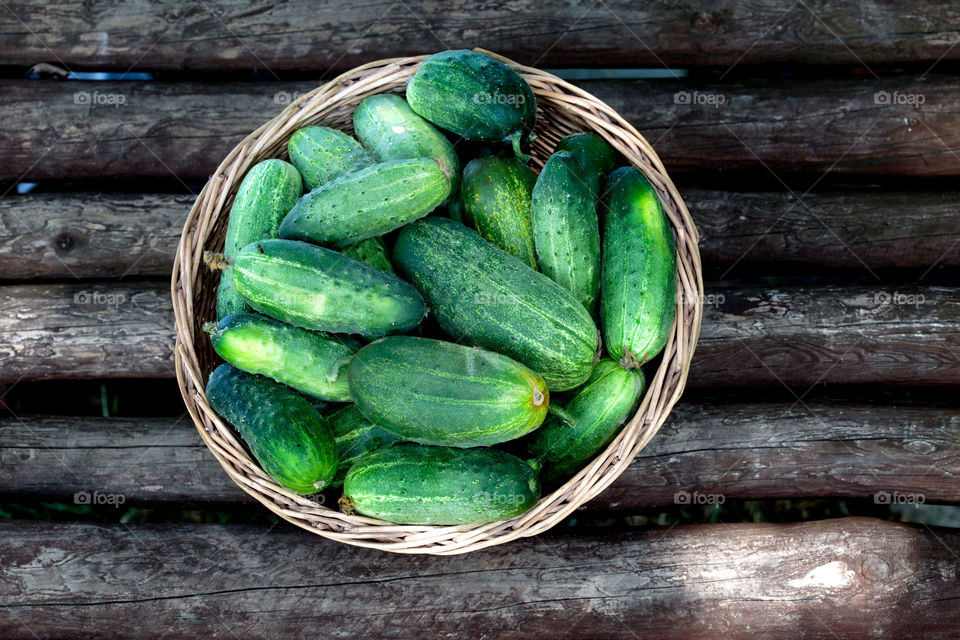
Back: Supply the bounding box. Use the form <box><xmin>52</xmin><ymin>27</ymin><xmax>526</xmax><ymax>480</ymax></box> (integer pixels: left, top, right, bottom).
<box><xmin>2</xmin><ymin>75</ymin><xmax>959</xmax><ymax>182</ymax></box>
<box><xmin>2</xmin><ymin>189</ymin><xmax>957</xmax><ymax>280</ymax></box>
<box><xmin>1</xmin><ymin>518</ymin><xmax>958</xmax><ymax>638</ymax></box>
<box><xmin>1</xmin><ymin>0</ymin><xmax>959</xmax><ymax>71</ymax></box>
<box><xmin>3</xmin><ymin>403</ymin><xmax>957</xmax><ymax>509</ymax></box>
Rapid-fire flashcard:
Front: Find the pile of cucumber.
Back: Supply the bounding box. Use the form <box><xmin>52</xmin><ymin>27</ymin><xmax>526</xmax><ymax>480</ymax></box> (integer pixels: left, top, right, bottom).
<box><xmin>203</xmin><ymin>50</ymin><xmax>677</xmax><ymax>526</ymax></box>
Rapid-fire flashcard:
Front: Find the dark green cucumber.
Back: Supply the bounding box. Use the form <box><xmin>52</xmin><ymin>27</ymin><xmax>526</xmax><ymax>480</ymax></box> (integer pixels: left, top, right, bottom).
<box><xmin>530</xmin><ymin>151</ymin><xmax>601</xmax><ymax>311</ymax></box>
<box><xmin>287</xmin><ymin>125</ymin><xmax>373</xmax><ymax>191</ymax></box>
<box><xmin>205</xmin><ymin>364</ymin><xmax>337</xmax><ymax>494</ymax></box>
<box><xmin>216</xmin><ymin>159</ymin><xmax>303</xmax><ymax>320</ymax></box>
<box><xmin>353</xmin><ymin>94</ymin><xmax>459</xmax><ymax>201</ymax></box>
<box><xmin>529</xmin><ymin>358</ymin><xmax>645</xmax><ymax>483</ymax></box>
<box><xmin>342</xmin><ymin>444</ymin><xmax>540</xmax><ymax>525</ymax></box>
<box><xmin>205</xmin><ymin>313</ymin><xmax>355</xmax><ymax>402</ymax></box>
<box><xmin>341</xmin><ymin>237</ymin><xmax>394</xmax><ymax>274</ymax></box>
<box><xmin>232</xmin><ymin>238</ymin><xmax>425</xmax><ymax>337</ymax></box>
<box><xmin>393</xmin><ymin>218</ymin><xmax>599</xmax><ymax>391</ymax></box>
<box><xmin>348</xmin><ymin>336</ymin><xmax>549</xmax><ymax>447</ymax></box>
<box><xmin>601</xmin><ymin>167</ymin><xmax>678</xmax><ymax>368</ymax></box>
<box><xmin>279</xmin><ymin>158</ymin><xmax>450</xmax><ymax>248</ymax></box>
<box><xmin>406</xmin><ymin>50</ymin><xmax>536</xmax><ymax>160</ymax></box>
<box><xmin>460</xmin><ymin>156</ymin><xmax>538</xmax><ymax>268</ymax></box>
<box><xmin>555</xmin><ymin>132</ymin><xmax>617</xmax><ymax>196</ymax></box>
<box><xmin>328</xmin><ymin>404</ymin><xmax>402</xmax><ymax>486</ymax></box>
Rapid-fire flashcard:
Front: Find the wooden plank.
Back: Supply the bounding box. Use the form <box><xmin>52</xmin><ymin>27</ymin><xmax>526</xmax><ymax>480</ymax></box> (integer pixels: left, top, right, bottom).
<box><xmin>1</xmin><ymin>518</ymin><xmax>958</xmax><ymax>638</ymax></box>
<box><xmin>3</xmin><ymin>190</ymin><xmax>958</xmax><ymax>280</ymax></box>
<box><xmin>1</xmin><ymin>0</ymin><xmax>959</xmax><ymax>71</ymax></box>
<box><xmin>1</xmin><ymin>281</ymin><xmax>958</xmax><ymax>386</ymax></box>
<box><xmin>3</xmin><ymin>403</ymin><xmax>957</xmax><ymax>509</ymax></box>
<box><xmin>2</xmin><ymin>75</ymin><xmax>959</xmax><ymax>182</ymax></box>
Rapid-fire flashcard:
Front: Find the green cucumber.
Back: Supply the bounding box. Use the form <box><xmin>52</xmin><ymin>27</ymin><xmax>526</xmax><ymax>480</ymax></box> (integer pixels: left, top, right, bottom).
<box><xmin>342</xmin><ymin>444</ymin><xmax>540</xmax><ymax>525</ymax></box>
<box><xmin>279</xmin><ymin>158</ymin><xmax>450</xmax><ymax>248</ymax></box>
<box><xmin>205</xmin><ymin>313</ymin><xmax>355</xmax><ymax>402</ymax></box>
<box><xmin>530</xmin><ymin>359</ymin><xmax>645</xmax><ymax>483</ymax></box>
<box><xmin>460</xmin><ymin>156</ymin><xmax>538</xmax><ymax>268</ymax></box>
<box><xmin>348</xmin><ymin>336</ymin><xmax>549</xmax><ymax>447</ymax></box>
<box><xmin>530</xmin><ymin>151</ymin><xmax>601</xmax><ymax>311</ymax></box>
<box><xmin>328</xmin><ymin>404</ymin><xmax>402</xmax><ymax>486</ymax></box>
<box><xmin>601</xmin><ymin>167</ymin><xmax>677</xmax><ymax>368</ymax></box>
<box><xmin>287</xmin><ymin>125</ymin><xmax>373</xmax><ymax>191</ymax></box>
<box><xmin>232</xmin><ymin>238</ymin><xmax>425</xmax><ymax>337</ymax></box>
<box><xmin>216</xmin><ymin>159</ymin><xmax>303</xmax><ymax>320</ymax></box>
<box><xmin>393</xmin><ymin>218</ymin><xmax>599</xmax><ymax>391</ymax></box>
<box><xmin>340</xmin><ymin>236</ymin><xmax>394</xmax><ymax>274</ymax></box>
<box><xmin>406</xmin><ymin>50</ymin><xmax>536</xmax><ymax>161</ymax></box>
<box><xmin>205</xmin><ymin>364</ymin><xmax>337</xmax><ymax>494</ymax></box>
<box><xmin>353</xmin><ymin>94</ymin><xmax>459</xmax><ymax>200</ymax></box>
<box><xmin>555</xmin><ymin>132</ymin><xmax>617</xmax><ymax>196</ymax></box>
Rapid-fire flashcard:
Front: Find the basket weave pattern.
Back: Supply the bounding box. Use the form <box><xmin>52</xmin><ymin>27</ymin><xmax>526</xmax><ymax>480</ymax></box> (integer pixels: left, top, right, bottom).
<box><xmin>172</xmin><ymin>50</ymin><xmax>703</xmax><ymax>554</ymax></box>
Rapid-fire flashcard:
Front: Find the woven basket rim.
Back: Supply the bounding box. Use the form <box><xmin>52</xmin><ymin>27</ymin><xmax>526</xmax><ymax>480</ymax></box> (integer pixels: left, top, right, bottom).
<box><xmin>171</xmin><ymin>49</ymin><xmax>704</xmax><ymax>555</ymax></box>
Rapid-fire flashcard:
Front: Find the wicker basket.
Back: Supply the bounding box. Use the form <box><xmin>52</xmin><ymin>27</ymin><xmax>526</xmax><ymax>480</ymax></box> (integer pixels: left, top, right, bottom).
<box><xmin>172</xmin><ymin>49</ymin><xmax>703</xmax><ymax>555</ymax></box>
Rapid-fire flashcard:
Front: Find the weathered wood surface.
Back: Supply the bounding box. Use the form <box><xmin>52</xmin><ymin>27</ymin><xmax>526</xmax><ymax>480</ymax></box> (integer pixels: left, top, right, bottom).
<box><xmin>2</xmin><ymin>189</ymin><xmax>957</xmax><ymax>280</ymax></box>
<box><xmin>2</xmin><ymin>75</ymin><xmax>958</xmax><ymax>182</ymax></box>
<box><xmin>1</xmin><ymin>518</ymin><xmax>958</xmax><ymax>639</ymax></box>
<box><xmin>2</xmin><ymin>282</ymin><xmax>958</xmax><ymax>386</ymax></box>
<box><xmin>2</xmin><ymin>0</ymin><xmax>959</xmax><ymax>71</ymax></box>
<box><xmin>4</xmin><ymin>403</ymin><xmax>957</xmax><ymax>509</ymax></box>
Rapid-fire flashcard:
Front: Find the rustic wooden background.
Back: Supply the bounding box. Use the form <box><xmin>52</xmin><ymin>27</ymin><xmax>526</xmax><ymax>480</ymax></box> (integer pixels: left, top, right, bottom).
<box><xmin>1</xmin><ymin>1</ymin><xmax>959</xmax><ymax>637</ymax></box>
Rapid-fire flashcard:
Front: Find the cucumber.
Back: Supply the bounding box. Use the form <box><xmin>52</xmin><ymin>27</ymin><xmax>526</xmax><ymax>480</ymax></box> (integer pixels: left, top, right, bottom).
<box><xmin>353</xmin><ymin>94</ymin><xmax>459</xmax><ymax>200</ymax></box>
<box><xmin>232</xmin><ymin>238</ymin><xmax>425</xmax><ymax>337</ymax></box>
<box><xmin>555</xmin><ymin>132</ymin><xmax>617</xmax><ymax>196</ymax></box>
<box><xmin>205</xmin><ymin>363</ymin><xmax>337</xmax><ymax>494</ymax></box>
<box><xmin>279</xmin><ymin>158</ymin><xmax>450</xmax><ymax>248</ymax></box>
<box><xmin>216</xmin><ymin>159</ymin><xmax>303</xmax><ymax>320</ymax></box>
<box><xmin>328</xmin><ymin>404</ymin><xmax>402</xmax><ymax>486</ymax></box>
<box><xmin>205</xmin><ymin>313</ymin><xmax>355</xmax><ymax>402</ymax></box>
<box><xmin>529</xmin><ymin>359</ymin><xmax>646</xmax><ymax>483</ymax></box>
<box><xmin>341</xmin><ymin>236</ymin><xmax>394</xmax><ymax>274</ymax></box>
<box><xmin>460</xmin><ymin>156</ymin><xmax>538</xmax><ymax>268</ymax></box>
<box><xmin>530</xmin><ymin>151</ymin><xmax>601</xmax><ymax>311</ymax></box>
<box><xmin>348</xmin><ymin>336</ymin><xmax>549</xmax><ymax>447</ymax></box>
<box><xmin>601</xmin><ymin>167</ymin><xmax>677</xmax><ymax>368</ymax></box>
<box><xmin>393</xmin><ymin>218</ymin><xmax>599</xmax><ymax>391</ymax></box>
<box><xmin>406</xmin><ymin>50</ymin><xmax>536</xmax><ymax>161</ymax></box>
<box><xmin>287</xmin><ymin>125</ymin><xmax>373</xmax><ymax>191</ymax></box>
<box><xmin>342</xmin><ymin>444</ymin><xmax>540</xmax><ymax>525</ymax></box>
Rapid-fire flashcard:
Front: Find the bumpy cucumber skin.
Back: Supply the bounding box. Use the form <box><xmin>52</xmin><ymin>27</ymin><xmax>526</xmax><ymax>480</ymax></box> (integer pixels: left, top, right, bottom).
<box><xmin>393</xmin><ymin>218</ymin><xmax>599</xmax><ymax>391</ymax></box>
<box><xmin>217</xmin><ymin>160</ymin><xmax>303</xmax><ymax>320</ymax></box>
<box><xmin>205</xmin><ymin>364</ymin><xmax>337</xmax><ymax>494</ymax></box>
<box><xmin>530</xmin><ymin>359</ymin><xmax>646</xmax><ymax>483</ymax></box>
<box><xmin>287</xmin><ymin>125</ymin><xmax>373</xmax><ymax>191</ymax></box>
<box><xmin>460</xmin><ymin>156</ymin><xmax>538</xmax><ymax>268</ymax></box>
<box><xmin>555</xmin><ymin>132</ymin><xmax>617</xmax><ymax>197</ymax></box>
<box><xmin>328</xmin><ymin>404</ymin><xmax>402</xmax><ymax>486</ymax></box>
<box><xmin>601</xmin><ymin>167</ymin><xmax>678</xmax><ymax>368</ymax></box>
<box><xmin>206</xmin><ymin>313</ymin><xmax>355</xmax><ymax>402</ymax></box>
<box><xmin>353</xmin><ymin>94</ymin><xmax>460</xmax><ymax>201</ymax></box>
<box><xmin>406</xmin><ymin>50</ymin><xmax>536</xmax><ymax>160</ymax></box>
<box><xmin>279</xmin><ymin>158</ymin><xmax>450</xmax><ymax>248</ymax></box>
<box><xmin>341</xmin><ymin>236</ymin><xmax>395</xmax><ymax>274</ymax></box>
<box><xmin>348</xmin><ymin>336</ymin><xmax>549</xmax><ymax>447</ymax></box>
<box><xmin>343</xmin><ymin>445</ymin><xmax>540</xmax><ymax>525</ymax></box>
<box><xmin>232</xmin><ymin>239</ymin><xmax>425</xmax><ymax>337</ymax></box>
<box><xmin>530</xmin><ymin>151</ymin><xmax>601</xmax><ymax>312</ymax></box>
